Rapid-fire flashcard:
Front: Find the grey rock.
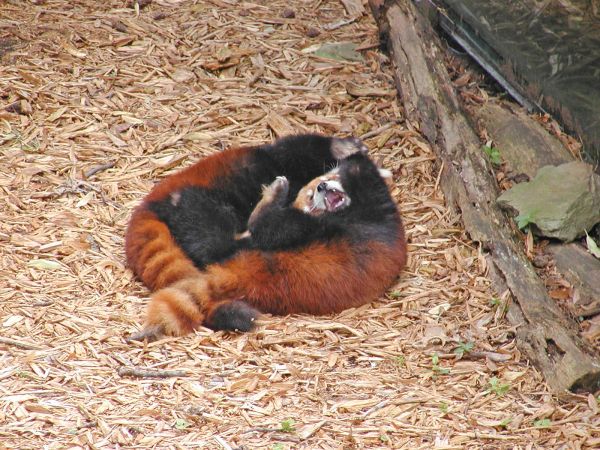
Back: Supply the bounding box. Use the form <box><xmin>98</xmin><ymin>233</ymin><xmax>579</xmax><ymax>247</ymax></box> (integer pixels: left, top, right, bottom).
<box><xmin>312</xmin><ymin>42</ymin><xmax>364</xmax><ymax>62</ymax></box>
<box><xmin>497</xmin><ymin>161</ymin><xmax>600</xmax><ymax>241</ymax></box>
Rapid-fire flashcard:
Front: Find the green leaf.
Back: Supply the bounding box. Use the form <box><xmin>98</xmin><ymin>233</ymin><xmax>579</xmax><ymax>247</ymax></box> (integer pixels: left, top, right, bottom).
<box><xmin>498</xmin><ymin>417</ymin><xmax>512</xmax><ymax>428</ymax></box>
<box><xmin>585</xmin><ymin>231</ymin><xmax>600</xmax><ymax>258</ymax></box>
<box><xmin>488</xmin><ymin>377</ymin><xmax>511</xmax><ymax>396</ymax></box>
<box><xmin>439</xmin><ymin>402</ymin><xmax>449</xmax><ymax>414</ymax></box>
<box><xmin>272</xmin><ymin>444</ymin><xmax>285</xmax><ymax>450</ymax></box>
<box><xmin>482</xmin><ymin>145</ymin><xmax>502</xmax><ymax>165</ymax></box>
<box><xmin>516</xmin><ymin>212</ymin><xmax>533</xmax><ymax>230</ymax></box>
<box><xmin>280</xmin><ymin>419</ymin><xmax>295</xmax><ymax>433</ymax></box>
<box><xmin>534</xmin><ymin>418</ymin><xmax>551</xmax><ymax>428</ymax></box>
<box><xmin>431</xmin><ymin>353</ymin><xmax>450</xmax><ymax>375</ymax></box>
<box><xmin>454</xmin><ymin>341</ymin><xmax>474</xmax><ymax>357</ymax></box>
<box><xmin>174</xmin><ymin>418</ymin><xmax>191</xmax><ymax>430</ymax></box>
<box><xmin>27</xmin><ymin>259</ymin><xmax>62</xmax><ymax>271</ymax></box>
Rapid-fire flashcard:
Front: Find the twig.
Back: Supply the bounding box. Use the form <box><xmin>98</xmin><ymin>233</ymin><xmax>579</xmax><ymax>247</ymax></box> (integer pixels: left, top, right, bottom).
<box><xmin>83</xmin><ymin>161</ymin><xmax>116</xmax><ymax>179</ymax></box>
<box><xmin>0</xmin><ymin>336</ymin><xmax>43</xmax><ymax>350</ymax></box>
<box><xmin>213</xmin><ymin>435</ymin><xmax>233</xmax><ymax>450</ymax></box>
<box><xmin>117</xmin><ymin>366</ymin><xmax>187</xmax><ymax>378</ymax></box>
<box><xmin>323</xmin><ymin>17</ymin><xmax>358</xmax><ymax>30</ymax></box>
<box><xmin>362</xmin><ymin>399</ymin><xmax>390</xmax><ymax>417</ymax></box>
<box><xmin>359</xmin><ymin>121</ymin><xmax>401</xmax><ymax>140</ymax></box>
<box><xmin>243</xmin><ymin>427</ymin><xmax>282</xmax><ymax>434</ymax></box>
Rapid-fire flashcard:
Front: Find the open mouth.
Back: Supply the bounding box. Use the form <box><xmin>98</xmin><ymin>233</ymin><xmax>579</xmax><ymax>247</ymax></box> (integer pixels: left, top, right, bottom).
<box><xmin>324</xmin><ymin>188</ymin><xmax>347</xmax><ymax>211</ymax></box>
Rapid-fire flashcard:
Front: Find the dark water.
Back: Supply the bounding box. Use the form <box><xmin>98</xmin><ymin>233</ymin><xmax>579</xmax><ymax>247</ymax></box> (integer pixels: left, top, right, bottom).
<box><xmin>440</xmin><ymin>0</ymin><xmax>600</xmax><ymax>163</ymax></box>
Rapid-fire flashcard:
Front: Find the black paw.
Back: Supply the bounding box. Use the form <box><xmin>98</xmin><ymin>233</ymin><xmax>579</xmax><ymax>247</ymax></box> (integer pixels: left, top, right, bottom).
<box><xmin>207</xmin><ymin>300</ymin><xmax>259</xmax><ymax>332</ymax></box>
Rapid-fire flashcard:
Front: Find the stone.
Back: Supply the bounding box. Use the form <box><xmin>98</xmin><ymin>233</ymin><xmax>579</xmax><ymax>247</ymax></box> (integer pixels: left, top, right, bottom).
<box><xmin>310</xmin><ymin>42</ymin><xmax>364</xmax><ymax>62</ymax></box>
<box><xmin>476</xmin><ymin>102</ymin><xmax>572</xmax><ymax>178</ymax></box>
<box><xmin>497</xmin><ymin>161</ymin><xmax>600</xmax><ymax>242</ymax></box>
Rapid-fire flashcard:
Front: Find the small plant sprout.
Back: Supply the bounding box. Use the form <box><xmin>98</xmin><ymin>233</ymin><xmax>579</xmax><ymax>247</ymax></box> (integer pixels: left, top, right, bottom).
<box><xmin>174</xmin><ymin>418</ymin><xmax>191</xmax><ymax>430</ymax></box>
<box><xmin>490</xmin><ymin>297</ymin><xmax>501</xmax><ymax>307</ymax></box>
<box><xmin>453</xmin><ymin>341</ymin><xmax>474</xmax><ymax>358</ymax></box>
<box><xmin>280</xmin><ymin>419</ymin><xmax>295</xmax><ymax>433</ymax></box>
<box><xmin>439</xmin><ymin>402</ymin><xmax>449</xmax><ymax>414</ymax></box>
<box><xmin>272</xmin><ymin>444</ymin><xmax>285</xmax><ymax>450</ymax></box>
<box><xmin>395</xmin><ymin>355</ymin><xmax>406</xmax><ymax>367</ymax></box>
<box><xmin>487</xmin><ymin>376</ymin><xmax>511</xmax><ymax>396</ymax></box>
<box><xmin>482</xmin><ymin>144</ymin><xmax>502</xmax><ymax>166</ymax></box>
<box><xmin>431</xmin><ymin>353</ymin><xmax>450</xmax><ymax>376</ymax></box>
<box><xmin>534</xmin><ymin>418</ymin><xmax>551</xmax><ymax>428</ymax></box>
<box><xmin>498</xmin><ymin>417</ymin><xmax>512</xmax><ymax>429</ymax></box>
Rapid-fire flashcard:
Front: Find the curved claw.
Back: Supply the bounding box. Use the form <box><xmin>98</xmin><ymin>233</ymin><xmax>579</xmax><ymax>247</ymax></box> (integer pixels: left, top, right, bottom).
<box><xmin>126</xmin><ymin>325</ymin><xmax>165</xmax><ymax>343</ymax></box>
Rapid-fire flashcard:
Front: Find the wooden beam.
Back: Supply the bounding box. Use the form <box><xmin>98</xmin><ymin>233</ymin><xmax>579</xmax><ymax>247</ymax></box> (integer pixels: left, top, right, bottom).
<box><xmin>369</xmin><ymin>0</ymin><xmax>600</xmax><ymax>393</ymax></box>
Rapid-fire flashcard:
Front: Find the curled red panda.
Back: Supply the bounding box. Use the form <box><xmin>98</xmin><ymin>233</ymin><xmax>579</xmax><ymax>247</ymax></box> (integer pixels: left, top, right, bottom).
<box><xmin>125</xmin><ymin>134</ymin><xmax>407</xmax><ymax>340</ymax></box>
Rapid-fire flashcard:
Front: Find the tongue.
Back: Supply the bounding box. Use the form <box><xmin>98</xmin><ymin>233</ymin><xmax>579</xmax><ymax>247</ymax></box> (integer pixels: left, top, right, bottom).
<box><xmin>325</xmin><ymin>191</ymin><xmax>344</xmax><ymax>211</ymax></box>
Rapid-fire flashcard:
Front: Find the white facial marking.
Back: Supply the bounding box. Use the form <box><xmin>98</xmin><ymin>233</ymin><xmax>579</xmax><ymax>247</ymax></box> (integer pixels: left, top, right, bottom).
<box><xmin>326</xmin><ymin>180</ymin><xmax>344</xmax><ymax>192</ymax></box>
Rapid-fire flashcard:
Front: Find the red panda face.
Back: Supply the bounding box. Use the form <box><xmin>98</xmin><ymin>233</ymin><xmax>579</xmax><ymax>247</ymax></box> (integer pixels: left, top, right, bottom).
<box><xmin>292</xmin><ymin>168</ymin><xmax>351</xmax><ymax>215</ymax></box>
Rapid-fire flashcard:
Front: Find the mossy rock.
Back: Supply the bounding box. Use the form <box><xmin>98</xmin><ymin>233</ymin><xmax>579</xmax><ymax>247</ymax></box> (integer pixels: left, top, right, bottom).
<box><xmin>497</xmin><ymin>161</ymin><xmax>600</xmax><ymax>242</ymax></box>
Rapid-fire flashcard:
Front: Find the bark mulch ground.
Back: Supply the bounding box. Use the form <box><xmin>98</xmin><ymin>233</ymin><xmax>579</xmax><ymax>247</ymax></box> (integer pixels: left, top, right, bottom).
<box><xmin>0</xmin><ymin>0</ymin><xmax>598</xmax><ymax>448</ymax></box>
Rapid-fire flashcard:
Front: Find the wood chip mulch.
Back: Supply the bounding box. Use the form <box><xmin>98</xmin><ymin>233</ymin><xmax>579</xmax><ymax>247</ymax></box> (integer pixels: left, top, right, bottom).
<box><xmin>0</xmin><ymin>0</ymin><xmax>598</xmax><ymax>448</ymax></box>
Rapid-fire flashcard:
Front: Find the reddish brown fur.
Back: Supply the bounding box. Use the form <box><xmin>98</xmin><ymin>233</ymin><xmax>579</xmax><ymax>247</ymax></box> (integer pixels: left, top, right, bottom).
<box><xmin>137</xmin><ymin>236</ymin><xmax>406</xmax><ymax>337</ymax></box>
<box><xmin>125</xmin><ymin>147</ymin><xmax>254</xmax><ymax>292</ymax></box>
<box><xmin>205</xmin><ymin>240</ymin><xmax>406</xmax><ymax>315</ymax></box>
<box><xmin>126</xmin><ymin>141</ymin><xmax>407</xmax><ymax>339</ymax></box>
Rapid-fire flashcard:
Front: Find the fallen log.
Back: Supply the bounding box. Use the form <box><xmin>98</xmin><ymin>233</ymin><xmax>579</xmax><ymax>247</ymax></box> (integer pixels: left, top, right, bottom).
<box><xmin>369</xmin><ymin>0</ymin><xmax>600</xmax><ymax>393</ymax></box>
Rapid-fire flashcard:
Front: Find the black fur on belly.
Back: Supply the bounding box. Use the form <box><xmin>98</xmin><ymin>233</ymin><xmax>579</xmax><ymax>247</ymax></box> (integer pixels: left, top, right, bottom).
<box><xmin>149</xmin><ymin>134</ymin><xmax>353</xmax><ymax>269</ymax></box>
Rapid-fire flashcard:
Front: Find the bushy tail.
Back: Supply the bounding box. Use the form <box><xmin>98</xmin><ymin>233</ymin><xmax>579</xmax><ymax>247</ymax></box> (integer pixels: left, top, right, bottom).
<box><xmin>126</xmin><ymin>206</ymin><xmax>259</xmax><ymax>341</ymax></box>
<box><xmin>125</xmin><ymin>207</ymin><xmax>201</xmax><ymax>290</ymax></box>
<box><xmin>129</xmin><ymin>276</ymin><xmax>259</xmax><ymax>341</ymax></box>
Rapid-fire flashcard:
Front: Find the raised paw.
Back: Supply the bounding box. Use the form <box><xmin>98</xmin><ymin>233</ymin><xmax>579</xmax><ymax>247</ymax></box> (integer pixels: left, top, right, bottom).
<box><xmin>330</xmin><ymin>136</ymin><xmax>369</xmax><ymax>159</ymax></box>
<box><xmin>265</xmin><ymin>176</ymin><xmax>290</xmax><ymax>201</ymax></box>
<box><xmin>248</xmin><ymin>176</ymin><xmax>289</xmax><ymax>229</ymax></box>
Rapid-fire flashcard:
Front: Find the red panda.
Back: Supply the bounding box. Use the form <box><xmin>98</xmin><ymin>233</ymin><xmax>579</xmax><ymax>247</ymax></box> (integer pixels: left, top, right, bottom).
<box><xmin>125</xmin><ymin>134</ymin><xmax>407</xmax><ymax>340</ymax></box>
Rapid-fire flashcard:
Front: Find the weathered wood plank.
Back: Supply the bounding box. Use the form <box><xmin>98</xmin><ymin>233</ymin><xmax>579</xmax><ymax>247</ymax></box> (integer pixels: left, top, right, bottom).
<box><xmin>369</xmin><ymin>0</ymin><xmax>600</xmax><ymax>393</ymax></box>
<box><xmin>549</xmin><ymin>244</ymin><xmax>600</xmax><ymax>318</ymax></box>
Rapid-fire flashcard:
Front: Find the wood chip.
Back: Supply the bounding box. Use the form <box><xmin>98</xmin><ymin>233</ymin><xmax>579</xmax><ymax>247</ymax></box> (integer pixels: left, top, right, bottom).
<box><xmin>0</xmin><ymin>0</ymin><xmax>587</xmax><ymax>448</ymax></box>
